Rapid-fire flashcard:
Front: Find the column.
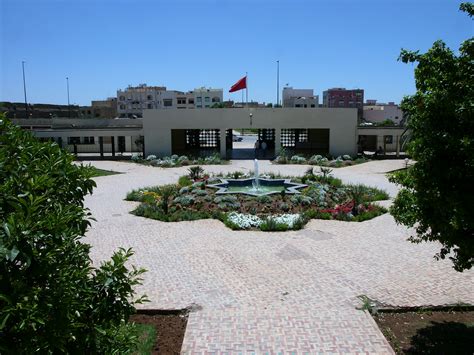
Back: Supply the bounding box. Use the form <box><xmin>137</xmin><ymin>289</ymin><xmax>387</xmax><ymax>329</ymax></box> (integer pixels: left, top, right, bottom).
<box><xmin>111</xmin><ymin>136</ymin><xmax>115</xmax><ymax>157</ymax></box>
<box><xmin>219</xmin><ymin>128</ymin><xmax>226</xmax><ymax>159</ymax></box>
<box><xmin>99</xmin><ymin>136</ymin><xmax>104</xmax><ymax>157</ymax></box>
<box><xmin>274</xmin><ymin>128</ymin><xmax>281</xmax><ymax>156</ymax></box>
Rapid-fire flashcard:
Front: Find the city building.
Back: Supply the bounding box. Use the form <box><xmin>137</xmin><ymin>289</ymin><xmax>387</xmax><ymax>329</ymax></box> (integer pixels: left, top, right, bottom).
<box><xmin>117</xmin><ymin>84</ymin><xmax>168</xmax><ymax>118</ymax></box>
<box><xmin>143</xmin><ymin>108</ymin><xmax>358</xmax><ymax>158</ymax></box>
<box><xmin>192</xmin><ymin>87</ymin><xmax>223</xmax><ymax>109</ymax></box>
<box><xmin>117</xmin><ymin>84</ymin><xmax>223</xmax><ymax>117</ymax></box>
<box><xmin>363</xmin><ymin>100</ymin><xmax>403</xmax><ymax>124</ymax></box>
<box><xmin>90</xmin><ymin>97</ymin><xmax>118</xmax><ymax>118</ymax></box>
<box><xmin>282</xmin><ymin>87</ymin><xmax>319</xmax><ymax>108</ymax></box>
<box><xmin>322</xmin><ymin>88</ymin><xmax>364</xmax><ymax>118</ymax></box>
<box><xmin>16</xmin><ymin>107</ymin><xmax>407</xmax><ymax>158</ymax></box>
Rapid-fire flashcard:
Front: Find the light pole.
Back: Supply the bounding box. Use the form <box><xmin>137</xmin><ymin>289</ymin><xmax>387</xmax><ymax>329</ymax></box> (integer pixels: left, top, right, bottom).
<box><xmin>276</xmin><ymin>60</ymin><xmax>280</xmax><ymax>107</ymax></box>
<box><xmin>66</xmin><ymin>77</ymin><xmax>71</xmax><ymax>118</ymax></box>
<box><xmin>22</xmin><ymin>61</ymin><xmax>28</xmax><ymax>118</ymax></box>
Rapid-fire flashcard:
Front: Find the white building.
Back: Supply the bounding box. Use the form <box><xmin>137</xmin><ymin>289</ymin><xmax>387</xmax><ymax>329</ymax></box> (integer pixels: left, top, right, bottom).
<box><xmin>117</xmin><ymin>84</ymin><xmax>223</xmax><ymax>117</ymax></box>
<box><xmin>363</xmin><ymin>100</ymin><xmax>403</xmax><ymax>124</ymax></box>
<box><xmin>192</xmin><ymin>87</ymin><xmax>223</xmax><ymax>108</ymax></box>
<box><xmin>282</xmin><ymin>87</ymin><xmax>319</xmax><ymax>108</ymax></box>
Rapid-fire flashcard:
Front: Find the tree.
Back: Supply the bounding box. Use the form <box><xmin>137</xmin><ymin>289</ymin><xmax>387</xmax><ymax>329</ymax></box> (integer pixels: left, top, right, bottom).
<box><xmin>390</xmin><ymin>3</ymin><xmax>473</xmax><ymax>271</ymax></box>
<box><xmin>0</xmin><ymin>116</ymin><xmax>147</xmax><ymax>352</ymax></box>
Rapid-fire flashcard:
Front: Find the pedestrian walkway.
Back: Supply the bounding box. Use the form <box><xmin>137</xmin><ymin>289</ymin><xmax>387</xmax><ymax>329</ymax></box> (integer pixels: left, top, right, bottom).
<box><xmin>83</xmin><ymin>160</ymin><xmax>474</xmax><ymax>353</ymax></box>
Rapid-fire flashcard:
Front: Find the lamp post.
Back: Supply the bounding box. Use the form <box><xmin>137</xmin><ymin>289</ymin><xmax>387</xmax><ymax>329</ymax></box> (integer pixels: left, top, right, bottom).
<box><xmin>276</xmin><ymin>60</ymin><xmax>280</xmax><ymax>107</ymax></box>
<box><xmin>66</xmin><ymin>77</ymin><xmax>71</xmax><ymax>118</ymax></box>
<box><xmin>22</xmin><ymin>61</ymin><xmax>28</xmax><ymax>118</ymax></box>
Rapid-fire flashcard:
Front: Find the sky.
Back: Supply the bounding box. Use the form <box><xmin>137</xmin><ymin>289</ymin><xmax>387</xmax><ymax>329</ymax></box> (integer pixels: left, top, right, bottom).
<box><xmin>1</xmin><ymin>0</ymin><xmax>472</xmax><ymax>106</ymax></box>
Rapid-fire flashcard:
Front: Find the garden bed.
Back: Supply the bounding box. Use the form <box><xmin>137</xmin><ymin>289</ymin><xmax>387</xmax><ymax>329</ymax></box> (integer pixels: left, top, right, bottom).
<box><xmin>272</xmin><ymin>149</ymin><xmax>370</xmax><ymax>168</ymax></box>
<box><xmin>131</xmin><ymin>310</ymin><xmax>188</xmax><ymax>354</ymax></box>
<box><xmin>131</xmin><ymin>153</ymin><xmax>227</xmax><ymax>168</ymax></box>
<box><xmin>126</xmin><ymin>167</ymin><xmax>389</xmax><ymax>231</ymax></box>
<box><xmin>373</xmin><ymin>310</ymin><xmax>474</xmax><ymax>354</ymax></box>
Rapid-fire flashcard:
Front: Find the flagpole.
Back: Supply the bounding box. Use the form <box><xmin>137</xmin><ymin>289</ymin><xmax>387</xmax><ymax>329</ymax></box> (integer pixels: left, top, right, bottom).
<box><xmin>245</xmin><ymin>72</ymin><xmax>248</xmax><ymax>108</ymax></box>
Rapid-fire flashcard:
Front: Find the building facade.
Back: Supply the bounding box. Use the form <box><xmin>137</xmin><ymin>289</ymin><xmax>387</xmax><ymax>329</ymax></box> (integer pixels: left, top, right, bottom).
<box><xmin>282</xmin><ymin>87</ymin><xmax>319</xmax><ymax>108</ymax></box>
<box><xmin>363</xmin><ymin>100</ymin><xmax>403</xmax><ymax>124</ymax></box>
<box><xmin>117</xmin><ymin>84</ymin><xmax>223</xmax><ymax>117</ymax></box>
<box><xmin>322</xmin><ymin>88</ymin><xmax>364</xmax><ymax>118</ymax></box>
<box><xmin>90</xmin><ymin>97</ymin><xmax>118</xmax><ymax>118</ymax></box>
<box><xmin>192</xmin><ymin>87</ymin><xmax>223</xmax><ymax>109</ymax></box>
<box><xmin>143</xmin><ymin>107</ymin><xmax>358</xmax><ymax>158</ymax></box>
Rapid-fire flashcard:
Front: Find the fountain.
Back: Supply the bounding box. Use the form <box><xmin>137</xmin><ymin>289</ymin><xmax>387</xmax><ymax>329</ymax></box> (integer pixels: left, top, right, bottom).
<box><xmin>251</xmin><ymin>159</ymin><xmax>260</xmax><ymax>192</ymax></box>
<box><xmin>207</xmin><ymin>159</ymin><xmax>307</xmax><ymax>197</ymax></box>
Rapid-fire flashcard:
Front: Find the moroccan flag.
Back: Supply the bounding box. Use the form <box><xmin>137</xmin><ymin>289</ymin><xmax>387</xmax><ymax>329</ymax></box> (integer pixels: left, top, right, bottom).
<box><xmin>229</xmin><ymin>76</ymin><xmax>247</xmax><ymax>92</ymax></box>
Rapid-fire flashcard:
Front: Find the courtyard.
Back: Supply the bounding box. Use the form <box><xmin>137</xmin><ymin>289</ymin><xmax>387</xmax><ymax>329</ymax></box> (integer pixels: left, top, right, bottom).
<box><xmin>84</xmin><ymin>159</ymin><xmax>474</xmax><ymax>353</ymax></box>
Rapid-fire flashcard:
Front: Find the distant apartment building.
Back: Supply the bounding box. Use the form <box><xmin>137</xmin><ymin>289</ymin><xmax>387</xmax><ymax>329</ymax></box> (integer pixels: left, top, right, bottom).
<box><xmin>282</xmin><ymin>87</ymin><xmax>319</xmax><ymax>108</ymax></box>
<box><xmin>192</xmin><ymin>87</ymin><xmax>223</xmax><ymax>109</ymax></box>
<box><xmin>117</xmin><ymin>84</ymin><xmax>223</xmax><ymax>117</ymax></box>
<box><xmin>90</xmin><ymin>97</ymin><xmax>117</xmax><ymax>118</ymax></box>
<box><xmin>117</xmin><ymin>84</ymin><xmax>168</xmax><ymax>118</ymax></box>
<box><xmin>363</xmin><ymin>100</ymin><xmax>403</xmax><ymax>124</ymax></box>
<box><xmin>322</xmin><ymin>88</ymin><xmax>364</xmax><ymax>118</ymax></box>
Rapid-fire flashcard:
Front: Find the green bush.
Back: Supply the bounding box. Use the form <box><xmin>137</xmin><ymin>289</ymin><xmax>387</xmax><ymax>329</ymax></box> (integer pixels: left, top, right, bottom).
<box><xmin>352</xmin><ymin>206</ymin><xmax>387</xmax><ymax>222</ymax></box>
<box><xmin>178</xmin><ymin>175</ymin><xmax>193</xmax><ymax>187</ymax></box>
<box><xmin>304</xmin><ymin>209</ymin><xmax>332</xmax><ymax>220</ymax></box>
<box><xmin>260</xmin><ymin>218</ymin><xmax>289</xmax><ymax>231</ymax></box>
<box><xmin>0</xmin><ymin>118</ymin><xmax>146</xmax><ymax>353</ymax></box>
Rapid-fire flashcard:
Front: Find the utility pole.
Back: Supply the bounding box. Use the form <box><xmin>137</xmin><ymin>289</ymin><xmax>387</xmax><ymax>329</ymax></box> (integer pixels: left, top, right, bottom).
<box><xmin>66</xmin><ymin>77</ymin><xmax>71</xmax><ymax>118</ymax></box>
<box><xmin>22</xmin><ymin>61</ymin><xmax>28</xmax><ymax>118</ymax></box>
<box><xmin>276</xmin><ymin>60</ymin><xmax>280</xmax><ymax>107</ymax></box>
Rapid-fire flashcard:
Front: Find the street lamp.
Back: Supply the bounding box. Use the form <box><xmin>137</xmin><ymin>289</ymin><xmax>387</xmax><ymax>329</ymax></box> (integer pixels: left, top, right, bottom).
<box><xmin>22</xmin><ymin>61</ymin><xmax>28</xmax><ymax>118</ymax></box>
<box><xmin>66</xmin><ymin>77</ymin><xmax>71</xmax><ymax>118</ymax></box>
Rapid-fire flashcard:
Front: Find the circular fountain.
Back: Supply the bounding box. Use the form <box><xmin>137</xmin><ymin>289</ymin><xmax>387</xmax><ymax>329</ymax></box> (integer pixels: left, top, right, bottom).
<box><xmin>208</xmin><ymin>159</ymin><xmax>307</xmax><ymax>196</ymax></box>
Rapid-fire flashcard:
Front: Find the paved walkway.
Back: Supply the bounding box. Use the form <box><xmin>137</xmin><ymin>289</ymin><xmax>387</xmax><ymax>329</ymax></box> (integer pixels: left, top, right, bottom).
<box><xmin>83</xmin><ymin>160</ymin><xmax>473</xmax><ymax>354</ymax></box>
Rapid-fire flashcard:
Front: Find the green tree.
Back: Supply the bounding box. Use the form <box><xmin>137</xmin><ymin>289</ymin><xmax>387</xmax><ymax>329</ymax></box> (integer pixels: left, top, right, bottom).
<box><xmin>0</xmin><ymin>117</ymin><xmax>147</xmax><ymax>352</ymax></box>
<box><xmin>390</xmin><ymin>3</ymin><xmax>473</xmax><ymax>271</ymax></box>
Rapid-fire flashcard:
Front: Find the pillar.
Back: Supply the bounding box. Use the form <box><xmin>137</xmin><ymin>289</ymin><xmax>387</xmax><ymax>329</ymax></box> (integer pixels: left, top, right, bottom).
<box><xmin>99</xmin><ymin>136</ymin><xmax>104</xmax><ymax>157</ymax></box>
<box><xmin>219</xmin><ymin>128</ymin><xmax>226</xmax><ymax>159</ymax></box>
<box><xmin>111</xmin><ymin>136</ymin><xmax>115</xmax><ymax>157</ymax></box>
<box><xmin>274</xmin><ymin>128</ymin><xmax>281</xmax><ymax>155</ymax></box>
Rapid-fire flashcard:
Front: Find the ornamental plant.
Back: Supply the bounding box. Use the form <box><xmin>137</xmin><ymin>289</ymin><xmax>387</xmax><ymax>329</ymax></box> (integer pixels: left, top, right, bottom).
<box><xmin>0</xmin><ymin>117</ymin><xmax>146</xmax><ymax>353</ymax></box>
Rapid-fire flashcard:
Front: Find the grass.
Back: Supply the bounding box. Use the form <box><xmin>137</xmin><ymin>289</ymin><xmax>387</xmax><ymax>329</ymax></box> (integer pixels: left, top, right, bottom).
<box><xmin>132</xmin><ymin>323</ymin><xmax>156</xmax><ymax>354</ymax></box>
<box><xmin>88</xmin><ymin>166</ymin><xmax>121</xmax><ymax>177</ymax></box>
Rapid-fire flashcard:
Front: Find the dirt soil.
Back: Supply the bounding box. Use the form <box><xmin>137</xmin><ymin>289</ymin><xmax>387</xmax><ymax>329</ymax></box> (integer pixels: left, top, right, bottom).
<box><xmin>373</xmin><ymin>310</ymin><xmax>474</xmax><ymax>354</ymax></box>
<box><xmin>131</xmin><ymin>311</ymin><xmax>188</xmax><ymax>354</ymax></box>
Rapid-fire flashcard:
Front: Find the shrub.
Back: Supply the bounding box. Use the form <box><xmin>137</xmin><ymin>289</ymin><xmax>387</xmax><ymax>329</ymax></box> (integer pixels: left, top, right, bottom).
<box><xmin>188</xmin><ymin>166</ymin><xmax>204</xmax><ymax>180</ymax></box>
<box><xmin>131</xmin><ymin>153</ymin><xmax>141</xmax><ymax>161</ymax></box>
<box><xmin>290</xmin><ymin>155</ymin><xmax>306</xmax><ymax>164</ymax></box>
<box><xmin>260</xmin><ymin>218</ymin><xmax>289</xmax><ymax>231</ymax></box>
<box><xmin>172</xmin><ymin>195</ymin><xmax>195</xmax><ymax>206</ymax></box>
<box><xmin>178</xmin><ymin>175</ymin><xmax>193</xmax><ymax>187</ymax></box>
<box><xmin>257</xmin><ymin>195</ymin><xmax>272</xmax><ymax>204</ymax></box>
<box><xmin>342</xmin><ymin>155</ymin><xmax>352</xmax><ymax>161</ymax></box>
<box><xmin>304</xmin><ymin>209</ymin><xmax>332</xmax><ymax>220</ymax></box>
<box><xmin>194</xmin><ymin>189</ymin><xmax>208</xmax><ymax>196</ymax></box>
<box><xmin>0</xmin><ymin>118</ymin><xmax>146</xmax><ymax>353</ymax></box>
<box><xmin>146</xmin><ymin>154</ymin><xmax>157</xmax><ymax>161</ymax></box>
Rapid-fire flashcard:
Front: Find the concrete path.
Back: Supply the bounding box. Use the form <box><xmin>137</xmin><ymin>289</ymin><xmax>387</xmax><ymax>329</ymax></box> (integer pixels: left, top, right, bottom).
<box><xmin>83</xmin><ymin>160</ymin><xmax>473</xmax><ymax>354</ymax></box>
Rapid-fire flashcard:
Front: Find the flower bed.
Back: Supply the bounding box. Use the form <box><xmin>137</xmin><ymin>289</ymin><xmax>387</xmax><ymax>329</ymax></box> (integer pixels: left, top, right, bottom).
<box><xmin>130</xmin><ymin>153</ymin><xmax>227</xmax><ymax>168</ymax></box>
<box><xmin>125</xmin><ymin>167</ymin><xmax>389</xmax><ymax>231</ymax></box>
<box><xmin>273</xmin><ymin>149</ymin><xmax>369</xmax><ymax>168</ymax></box>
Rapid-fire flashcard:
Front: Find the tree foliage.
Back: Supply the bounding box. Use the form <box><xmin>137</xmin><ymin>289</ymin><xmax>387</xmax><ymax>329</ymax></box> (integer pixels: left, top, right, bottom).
<box><xmin>390</xmin><ymin>4</ymin><xmax>474</xmax><ymax>271</ymax></box>
<box><xmin>0</xmin><ymin>117</ymin><xmax>147</xmax><ymax>352</ymax></box>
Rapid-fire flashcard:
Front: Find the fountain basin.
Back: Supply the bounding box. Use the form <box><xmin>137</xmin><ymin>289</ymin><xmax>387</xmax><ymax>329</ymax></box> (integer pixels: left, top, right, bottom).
<box><xmin>208</xmin><ymin>178</ymin><xmax>307</xmax><ymax>196</ymax></box>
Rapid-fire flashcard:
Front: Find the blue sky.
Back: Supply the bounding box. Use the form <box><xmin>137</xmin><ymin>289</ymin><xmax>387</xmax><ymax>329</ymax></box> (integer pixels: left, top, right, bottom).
<box><xmin>1</xmin><ymin>0</ymin><xmax>472</xmax><ymax>106</ymax></box>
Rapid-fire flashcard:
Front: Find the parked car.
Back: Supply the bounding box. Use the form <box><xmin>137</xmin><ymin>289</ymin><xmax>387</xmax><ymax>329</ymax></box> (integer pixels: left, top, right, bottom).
<box><xmin>233</xmin><ymin>135</ymin><xmax>243</xmax><ymax>142</ymax></box>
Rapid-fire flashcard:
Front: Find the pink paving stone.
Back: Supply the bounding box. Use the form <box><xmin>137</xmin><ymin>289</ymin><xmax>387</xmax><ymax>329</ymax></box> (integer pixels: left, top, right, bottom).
<box><xmin>83</xmin><ymin>160</ymin><xmax>474</xmax><ymax>354</ymax></box>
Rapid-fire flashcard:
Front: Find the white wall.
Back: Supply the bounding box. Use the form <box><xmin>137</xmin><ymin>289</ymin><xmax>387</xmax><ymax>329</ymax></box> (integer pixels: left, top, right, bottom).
<box><xmin>143</xmin><ymin>107</ymin><xmax>357</xmax><ymax>157</ymax></box>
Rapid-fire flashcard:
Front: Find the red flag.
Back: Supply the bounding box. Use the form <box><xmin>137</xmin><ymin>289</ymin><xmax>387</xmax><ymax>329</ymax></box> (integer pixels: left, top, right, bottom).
<box><xmin>229</xmin><ymin>76</ymin><xmax>247</xmax><ymax>92</ymax></box>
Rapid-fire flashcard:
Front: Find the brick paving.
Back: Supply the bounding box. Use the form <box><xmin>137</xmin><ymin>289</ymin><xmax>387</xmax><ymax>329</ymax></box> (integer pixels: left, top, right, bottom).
<box><xmin>83</xmin><ymin>160</ymin><xmax>474</xmax><ymax>354</ymax></box>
